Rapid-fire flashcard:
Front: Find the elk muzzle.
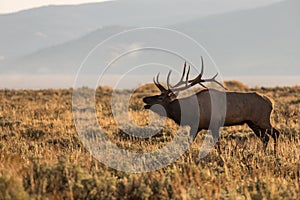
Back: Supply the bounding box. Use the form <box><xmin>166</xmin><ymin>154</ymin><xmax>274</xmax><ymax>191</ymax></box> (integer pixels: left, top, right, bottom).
<box><xmin>143</xmin><ymin>96</ymin><xmax>154</xmax><ymax>109</ymax></box>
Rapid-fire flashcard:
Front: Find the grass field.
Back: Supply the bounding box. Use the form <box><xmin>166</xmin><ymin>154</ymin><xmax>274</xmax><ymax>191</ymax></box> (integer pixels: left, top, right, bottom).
<box><xmin>0</xmin><ymin>83</ymin><xmax>299</xmax><ymax>199</ymax></box>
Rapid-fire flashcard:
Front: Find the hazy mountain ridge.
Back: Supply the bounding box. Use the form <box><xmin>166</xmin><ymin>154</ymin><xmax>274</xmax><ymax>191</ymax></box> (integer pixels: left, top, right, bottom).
<box><xmin>0</xmin><ymin>0</ymin><xmax>239</xmax><ymax>62</ymax></box>
<box><xmin>6</xmin><ymin>26</ymin><xmax>132</xmax><ymax>74</ymax></box>
<box><xmin>4</xmin><ymin>0</ymin><xmax>299</xmax><ymax>78</ymax></box>
<box><xmin>0</xmin><ymin>0</ymin><xmax>286</xmax><ymax>64</ymax></box>
<box><xmin>173</xmin><ymin>0</ymin><xmax>300</xmax><ymax>76</ymax></box>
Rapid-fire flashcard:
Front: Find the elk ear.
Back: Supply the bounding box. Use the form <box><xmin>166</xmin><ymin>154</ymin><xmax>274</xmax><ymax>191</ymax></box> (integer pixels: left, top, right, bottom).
<box><xmin>169</xmin><ymin>90</ymin><xmax>179</xmax><ymax>97</ymax></box>
<box><xmin>168</xmin><ymin>92</ymin><xmax>177</xmax><ymax>100</ymax></box>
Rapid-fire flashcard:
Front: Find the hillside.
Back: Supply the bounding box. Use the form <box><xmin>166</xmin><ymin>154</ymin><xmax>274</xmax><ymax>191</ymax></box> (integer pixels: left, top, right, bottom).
<box><xmin>174</xmin><ymin>0</ymin><xmax>300</xmax><ymax>76</ymax></box>
<box><xmin>3</xmin><ymin>0</ymin><xmax>299</xmax><ymax>79</ymax></box>
<box><xmin>0</xmin><ymin>0</ymin><xmax>264</xmax><ymax>62</ymax></box>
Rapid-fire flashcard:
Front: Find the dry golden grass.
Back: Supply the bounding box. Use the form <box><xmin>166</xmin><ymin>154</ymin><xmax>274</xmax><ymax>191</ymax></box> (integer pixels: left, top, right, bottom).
<box><xmin>0</xmin><ymin>85</ymin><xmax>299</xmax><ymax>199</ymax></box>
<box><xmin>223</xmin><ymin>80</ymin><xmax>249</xmax><ymax>91</ymax></box>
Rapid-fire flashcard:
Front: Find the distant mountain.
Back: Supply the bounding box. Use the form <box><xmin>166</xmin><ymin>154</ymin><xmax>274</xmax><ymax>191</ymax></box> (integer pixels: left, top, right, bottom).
<box><xmin>4</xmin><ymin>26</ymin><xmax>132</xmax><ymax>74</ymax></box>
<box><xmin>0</xmin><ymin>0</ymin><xmax>255</xmax><ymax>63</ymax></box>
<box><xmin>4</xmin><ymin>0</ymin><xmax>300</xmax><ymax>78</ymax></box>
<box><xmin>174</xmin><ymin>0</ymin><xmax>300</xmax><ymax>76</ymax></box>
<box><xmin>0</xmin><ymin>0</ymin><xmax>284</xmax><ymax>64</ymax></box>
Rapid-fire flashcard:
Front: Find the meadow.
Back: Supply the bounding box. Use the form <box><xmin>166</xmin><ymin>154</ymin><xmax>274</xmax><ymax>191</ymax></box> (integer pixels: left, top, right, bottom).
<box><xmin>0</xmin><ymin>82</ymin><xmax>299</xmax><ymax>199</ymax></box>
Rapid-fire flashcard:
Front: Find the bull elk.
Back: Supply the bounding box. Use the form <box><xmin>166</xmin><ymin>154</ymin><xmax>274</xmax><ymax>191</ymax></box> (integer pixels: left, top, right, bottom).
<box><xmin>143</xmin><ymin>57</ymin><xmax>280</xmax><ymax>154</ymax></box>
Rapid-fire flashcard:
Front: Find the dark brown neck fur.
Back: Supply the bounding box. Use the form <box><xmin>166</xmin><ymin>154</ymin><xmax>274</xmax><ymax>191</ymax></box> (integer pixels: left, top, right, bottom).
<box><xmin>165</xmin><ymin>100</ymin><xmax>181</xmax><ymax>125</ymax></box>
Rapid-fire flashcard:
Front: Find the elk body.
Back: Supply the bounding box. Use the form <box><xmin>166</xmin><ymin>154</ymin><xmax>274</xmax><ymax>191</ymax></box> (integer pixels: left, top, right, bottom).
<box><xmin>143</xmin><ymin>58</ymin><xmax>280</xmax><ymax>154</ymax></box>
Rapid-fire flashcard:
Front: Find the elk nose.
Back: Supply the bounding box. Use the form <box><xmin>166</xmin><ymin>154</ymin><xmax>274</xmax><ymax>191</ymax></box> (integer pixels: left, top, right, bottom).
<box><xmin>143</xmin><ymin>97</ymin><xmax>149</xmax><ymax>103</ymax></box>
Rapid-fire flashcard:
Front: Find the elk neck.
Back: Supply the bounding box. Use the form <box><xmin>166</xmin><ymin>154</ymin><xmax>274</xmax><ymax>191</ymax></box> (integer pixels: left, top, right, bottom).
<box><xmin>165</xmin><ymin>99</ymin><xmax>181</xmax><ymax>125</ymax></box>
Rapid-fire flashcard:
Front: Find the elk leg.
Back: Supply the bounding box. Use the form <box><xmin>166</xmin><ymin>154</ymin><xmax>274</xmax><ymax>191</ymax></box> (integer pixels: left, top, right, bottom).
<box><xmin>259</xmin><ymin>129</ymin><xmax>270</xmax><ymax>151</ymax></box>
<box><xmin>267</xmin><ymin>128</ymin><xmax>280</xmax><ymax>155</ymax></box>
<box><xmin>247</xmin><ymin>122</ymin><xmax>270</xmax><ymax>151</ymax></box>
<box><xmin>211</xmin><ymin>128</ymin><xmax>221</xmax><ymax>154</ymax></box>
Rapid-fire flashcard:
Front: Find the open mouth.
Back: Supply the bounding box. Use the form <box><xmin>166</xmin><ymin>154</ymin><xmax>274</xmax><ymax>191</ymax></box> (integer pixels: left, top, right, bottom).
<box><xmin>144</xmin><ymin>104</ymin><xmax>151</xmax><ymax>109</ymax></box>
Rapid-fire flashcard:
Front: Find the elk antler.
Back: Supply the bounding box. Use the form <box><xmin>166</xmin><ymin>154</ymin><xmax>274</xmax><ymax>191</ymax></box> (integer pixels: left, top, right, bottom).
<box><xmin>171</xmin><ymin>61</ymin><xmax>191</xmax><ymax>88</ymax></box>
<box><xmin>167</xmin><ymin>57</ymin><xmax>226</xmax><ymax>92</ymax></box>
<box><xmin>153</xmin><ymin>73</ymin><xmax>168</xmax><ymax>92</ymax></box>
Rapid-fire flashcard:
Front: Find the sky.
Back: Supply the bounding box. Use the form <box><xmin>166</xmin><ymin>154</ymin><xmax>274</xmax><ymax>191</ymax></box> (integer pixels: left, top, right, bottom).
<box><xmin>0</xmin><ymin>0</ymin><xmax>112</xmax><ymax>14</ymax></box>
<box><xmin>0</xmin><ymin>0</ymin><xmax>284</xmax><ymax>14</ymax></box>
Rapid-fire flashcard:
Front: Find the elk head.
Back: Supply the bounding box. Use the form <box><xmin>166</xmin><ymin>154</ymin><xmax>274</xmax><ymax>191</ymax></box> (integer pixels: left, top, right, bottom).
<box><xmin>143</xmin><ymin>73</ymin><xmax>177</xmax><ymax>110</ymax></box>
